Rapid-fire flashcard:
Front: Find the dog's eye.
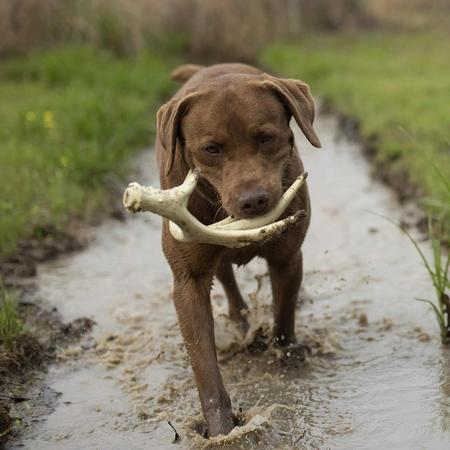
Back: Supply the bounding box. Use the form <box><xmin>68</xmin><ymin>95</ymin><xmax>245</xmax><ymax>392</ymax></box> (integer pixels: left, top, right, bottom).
<box><xmin>258</xmin><ymin>133</ymin><xmax>274</xmax><ymax>144</ymax></box>
<box><xmin>202</xmin><ymin>143</ymin><xmax>221</xmax><ymax>155</ymax></box>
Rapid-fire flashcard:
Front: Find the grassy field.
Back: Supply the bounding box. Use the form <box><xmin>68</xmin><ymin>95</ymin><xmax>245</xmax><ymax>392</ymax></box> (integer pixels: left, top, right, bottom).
<box><xmin>0</xmin><ymin>46</ymin><xmax>179</xmax><ymax>257</ymax></box>
<box><xmin>262</xmin><ymin>31</ymin><xmax>450</xmax><ymax>227</ymax></box>
<box><xmin>1</xmin><ymin>31</ymin><xmax>449</xmax><ymax>260</ymax></box>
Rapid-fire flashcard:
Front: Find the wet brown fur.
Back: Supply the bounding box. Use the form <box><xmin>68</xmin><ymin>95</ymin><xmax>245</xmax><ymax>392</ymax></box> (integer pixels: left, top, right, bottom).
<box><xmin>156</xmin><ymin>63</ymin><xmax>321</xmax><ymax>436</ymax></box>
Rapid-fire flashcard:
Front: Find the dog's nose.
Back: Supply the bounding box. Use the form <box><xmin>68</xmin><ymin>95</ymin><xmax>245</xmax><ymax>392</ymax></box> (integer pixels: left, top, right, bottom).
<box><xmin>238</xmin><ymin>188</ymin><xmax>270</xmax><ymax>216</ymax></box>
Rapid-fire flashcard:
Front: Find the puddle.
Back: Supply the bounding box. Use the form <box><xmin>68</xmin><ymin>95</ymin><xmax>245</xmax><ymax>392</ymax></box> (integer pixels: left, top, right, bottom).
<box><xmin>8</xmin><ymin>114</ymin><xmax>450</xmax><ymax>449</ymax></box>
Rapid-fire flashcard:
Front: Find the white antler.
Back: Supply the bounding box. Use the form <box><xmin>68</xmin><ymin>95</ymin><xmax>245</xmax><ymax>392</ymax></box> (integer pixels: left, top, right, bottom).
<box><xmin>123</xmin><ymin>170</ymin><xmax>307</xmax><ymax>248</ymax></box>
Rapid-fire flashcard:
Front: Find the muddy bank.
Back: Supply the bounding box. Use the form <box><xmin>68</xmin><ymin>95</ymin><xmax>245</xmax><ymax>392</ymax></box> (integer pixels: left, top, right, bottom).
<box><xmin>6</xmin><ymin>113</ymin><xmax>450</xmax><ymax>449</ymax></box>
<box><xmin>321</xmin><ymin>101</ymin><xmax>428</xmax><ymax>230</ymax></box>
<box><xmin>0</xmin><ymin>300</ymin><xmax>94</xmax><ymax>444</ymax></box>
<box><xmin>0</xmin><ymin>174</ymin><xmax>129</xmax><ymax>282</ymax></box>
<box><xmin>1</xmin><ymin>167</ymin><xmax>135</xmax><ymax>442</ymax></box>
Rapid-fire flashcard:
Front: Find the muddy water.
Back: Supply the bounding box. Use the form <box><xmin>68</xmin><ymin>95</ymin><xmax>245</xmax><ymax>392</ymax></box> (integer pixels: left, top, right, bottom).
<box><xmin>11</xmin><ymin>114</ymin><xmax>449</xmax><ymax>450</ymax></box>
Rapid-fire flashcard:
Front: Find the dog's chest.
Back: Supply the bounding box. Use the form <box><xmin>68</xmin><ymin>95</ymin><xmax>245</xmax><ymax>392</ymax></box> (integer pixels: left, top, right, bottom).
<box><xmin>221</xmin><ymin>239</ymin><xmax>277</xmax><ymax>266</ymax></box>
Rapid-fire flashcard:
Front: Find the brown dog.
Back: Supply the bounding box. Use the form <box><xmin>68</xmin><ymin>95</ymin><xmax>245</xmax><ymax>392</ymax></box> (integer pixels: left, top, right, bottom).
<box><xmin>156</xmin><ymin>63</ymin><xmax>321</xmax><ymax>436</ymax></box>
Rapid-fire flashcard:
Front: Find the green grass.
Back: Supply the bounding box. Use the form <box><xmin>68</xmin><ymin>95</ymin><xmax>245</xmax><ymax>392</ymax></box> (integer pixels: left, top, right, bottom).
<box><xmin>262</xmin><ymin>31</ymin><xmax>450</xmax><ymax>228</ymax></box>
<box><xmin>0</xmin><ymin>46</ymin><xmax>179</xmax><ymax>256</ymax></box>
<box><xmin>399</xmin><ymin>218</ymin><xmax>449</xmax><ymax>344</ymax></box>
<box><xmin>0</xmin><ymin>287</ymin><xmax>23</xmax><ymax>349</ymax></box>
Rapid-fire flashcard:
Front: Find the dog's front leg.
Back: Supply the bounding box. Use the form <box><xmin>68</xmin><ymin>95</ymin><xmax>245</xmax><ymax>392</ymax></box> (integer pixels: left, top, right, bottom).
<box><xmin>173</xmin><ymin>275</ymin><xmax>234</xmax><ymax>436</ymax></box>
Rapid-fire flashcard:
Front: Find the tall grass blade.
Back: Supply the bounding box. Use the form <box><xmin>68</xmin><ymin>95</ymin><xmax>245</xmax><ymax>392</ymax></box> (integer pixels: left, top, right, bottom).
<box><xmin>416</xmin><ymin>298</ymin><xmax>445</xmax><ymax>329</ymax></box>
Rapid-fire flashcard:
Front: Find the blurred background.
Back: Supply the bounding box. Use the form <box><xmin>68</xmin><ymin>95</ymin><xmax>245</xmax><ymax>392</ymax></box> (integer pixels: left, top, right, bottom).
<box><xmin>0</xmin><ymin>0</ymin><xmax>449</xmax><ymax>264</ymax></box>
<box><xmin>1</xmin><ymin>0</ymin><xmax>449</xmax><ymax>60</ymax></box>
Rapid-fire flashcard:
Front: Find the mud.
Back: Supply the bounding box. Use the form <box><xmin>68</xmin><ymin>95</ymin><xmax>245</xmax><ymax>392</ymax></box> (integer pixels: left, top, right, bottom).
<box><xmin>0</xmin><ymin>225</ymin><xmax>85</xmax><ymax>280</ymax></box>
<box><xmin>0</xmin><ymin>301</ymin><xmax>94</xmax><ymax>443</ymax></box>
<box><xmin>6</xmin><ymin>114</ymin><xmax>450</xmax><ymax>449</ymax></box>
<box><xmin>0</xmin><ymin>176</ymin><xmax>127</xmax><ymax>282</ymax></box>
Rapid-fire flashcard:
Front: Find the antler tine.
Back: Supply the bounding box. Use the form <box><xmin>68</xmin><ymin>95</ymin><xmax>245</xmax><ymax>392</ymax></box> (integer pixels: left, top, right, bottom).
<box><xmin>123</xmin><ymin>170</ymin><xmax>199</xmax><ymax>214</ymax></box>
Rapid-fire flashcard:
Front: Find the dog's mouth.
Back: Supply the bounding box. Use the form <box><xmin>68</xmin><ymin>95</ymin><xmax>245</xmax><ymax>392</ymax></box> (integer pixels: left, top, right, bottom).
<box><xmin>227</xmin><ymin>201</ymin><xmax>277</xmax><ymax>221</ymax></box>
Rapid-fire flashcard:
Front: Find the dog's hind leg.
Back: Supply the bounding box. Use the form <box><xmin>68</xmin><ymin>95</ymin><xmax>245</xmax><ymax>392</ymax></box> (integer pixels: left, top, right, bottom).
<box><xmin>268</xmin><ymin>249</ymin><xmax>303</xmax><ymax>346</ymax></box>
<box><xmin>216</xmin><ymin>261</ymin><xmax>249</xmax><ymax>331</ymax></box>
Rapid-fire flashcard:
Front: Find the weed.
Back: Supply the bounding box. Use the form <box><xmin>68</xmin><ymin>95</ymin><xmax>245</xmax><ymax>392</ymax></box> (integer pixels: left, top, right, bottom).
<box><xmin>407</xmin><ymin>220</ymin><xmax>449</xmax><ymax>344</ymax></box>
<box><xmin>0</xmin><ymin>287</ymin><xmax>24</xmax><ymax>350</ymax></box>
<box><xmin>380</xmin><ymin>215</ymin><xmax>449</xmax><ymax>344</ymax></box>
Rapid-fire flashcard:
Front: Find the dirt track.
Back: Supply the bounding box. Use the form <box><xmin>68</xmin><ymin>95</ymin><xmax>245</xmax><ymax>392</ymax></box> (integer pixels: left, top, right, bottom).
<box><xmin>8</xmin><ymin>113</ymin><xmax>450</xmax><ymax>450</ymax></box>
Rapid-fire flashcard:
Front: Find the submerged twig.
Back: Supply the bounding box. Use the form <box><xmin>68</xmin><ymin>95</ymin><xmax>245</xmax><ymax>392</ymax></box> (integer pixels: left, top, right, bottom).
<box><xmin>295</xmin><ymin>429</ymin><xmax>307</xmax><ymax>443</ymax></box>
<box><xmin>167</xmin><ymin>420</ymin><xmax>180</xmax><ymax>442</ymax></box>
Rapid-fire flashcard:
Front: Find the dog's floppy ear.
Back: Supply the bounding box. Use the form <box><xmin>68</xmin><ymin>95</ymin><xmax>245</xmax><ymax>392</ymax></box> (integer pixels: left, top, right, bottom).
<box><xmin>157</xmin><ymin>92</ymin><xmax>201</xmax><ymax>175</ymax></box>
<box><xmin>170</xmin><ymin>64</ymin><xmax>205</xmax><ymax>83</ymax></box>
<box><xmin>258</xmin><ymin>76</ymin><xmax>321</xmax><ymax>148</ymax></box>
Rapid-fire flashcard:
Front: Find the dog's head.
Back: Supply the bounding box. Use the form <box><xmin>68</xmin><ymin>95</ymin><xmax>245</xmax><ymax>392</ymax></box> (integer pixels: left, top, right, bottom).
<box><xmin>157</xmin><ymin>72</ymin><xmax>320</xmax><ymax>219</ymax></box>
